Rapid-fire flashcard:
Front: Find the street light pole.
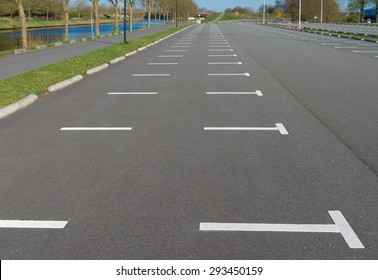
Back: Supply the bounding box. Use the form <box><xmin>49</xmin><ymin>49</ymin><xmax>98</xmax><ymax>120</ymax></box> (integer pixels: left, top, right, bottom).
<box><xmin>263</xmin><ymin>0</ymin><xmax>266</xmax><ymax>24</ymax></box>
<box><xmin>321</xmin><ymin>0</ymin><xmax>324</xmax><ymax>23</ymax></box>
<box><xmin>298</xmin><ymin>0</ymin><xmax>302</xmax><ymax>29</ymax></box>
<box><xmin>124</xmin><ymin>0</ymin><xmax>127</xmax><ymax>42</ymax></box>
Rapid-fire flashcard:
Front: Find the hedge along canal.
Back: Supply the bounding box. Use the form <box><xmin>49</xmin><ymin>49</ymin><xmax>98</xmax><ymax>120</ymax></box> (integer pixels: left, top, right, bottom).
<box><xmin>0</xmin><ymin>20</ymin><xmax>166</xmax><ymax>52</ymax></box>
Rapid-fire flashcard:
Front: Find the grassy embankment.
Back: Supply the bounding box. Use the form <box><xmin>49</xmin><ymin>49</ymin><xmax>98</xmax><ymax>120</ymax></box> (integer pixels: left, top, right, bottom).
<box><xmin>220</xmin><ymin>12</ymin><xmax>285</xmax><ymax>22</ymax></box>
<box><xmin>0</xmin><ymin>25</ymin><xmax>187</xmax><ymax>109</ymax></box>
<box><xmin>202</xmin><ymin>13</ymin><xmax>220</xmax><ymax>23</ymax></box>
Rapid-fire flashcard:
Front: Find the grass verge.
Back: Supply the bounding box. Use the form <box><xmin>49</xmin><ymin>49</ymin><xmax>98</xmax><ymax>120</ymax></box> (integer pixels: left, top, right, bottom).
<box><xmin>0</xmin><ymin>25</ymin><xmax>187</xmax><ymax>109</ymax></box>
<box><xmin>203</xmin><ymin>13</ymin><xmax>220</xmax><ymax>23</ymax></box>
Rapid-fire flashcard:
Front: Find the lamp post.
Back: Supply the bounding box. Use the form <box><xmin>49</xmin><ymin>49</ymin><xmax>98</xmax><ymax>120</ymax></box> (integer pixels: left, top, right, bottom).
<box><xmin>321</xmin><ymin>0</ymin><xmax>324</xmax><ymax>23</ymax></box>
<box><xmin>298</xmin><ymin>0</ymin><xmax>302</xmax><ymax>29</ymax></box>
<box><xmin>263</xmin><ymin>0</ymin><xmax>266</xmax><ymax>24</ymax></box>
<box><xmin>123</xmin><ymin>0</ymin><xmax>127</xmax><ymax>42</ymax></box>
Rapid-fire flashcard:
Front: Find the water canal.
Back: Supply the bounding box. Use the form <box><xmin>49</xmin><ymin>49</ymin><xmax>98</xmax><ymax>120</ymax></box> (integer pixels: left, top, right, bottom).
<box><xmin>0</xmin><ymin>20</ymin><xmax>165</xmax><ymax>51</ymax></box>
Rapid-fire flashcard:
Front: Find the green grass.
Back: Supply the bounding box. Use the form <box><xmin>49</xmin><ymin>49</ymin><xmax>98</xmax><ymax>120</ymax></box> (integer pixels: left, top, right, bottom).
<box><xmin>203</xmin><ymin>13</ymin><xmax>220</xmax><ymax>23</ymax></box>
<box><xmin>0</xmin><ymin>25</ymin><xmax>187</xmax><ymax>109</ymax></box>
<box><xmin>0</xmin><ymin>49</ymin><xmax>14</xmax><ymax>57</ymax></box>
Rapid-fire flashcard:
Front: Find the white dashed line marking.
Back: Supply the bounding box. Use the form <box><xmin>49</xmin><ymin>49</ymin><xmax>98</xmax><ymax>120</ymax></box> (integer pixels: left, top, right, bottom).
<box><xmin>61</xmin><ymin>127</ymin><xmax>133</xmax><ymax>131</ymax></box>
<box><xmin>208</xmin><ymin>62</ymin><xmax>242</xmax><ymax>65</ymax></box>
<box><xmin>147</xmin><ymin>63</ymin><xmax>178</xmax><ymax>65</ymax></box>
<box><xmin>208</xmin><ymin>73</ymin><xmax>250</xmax><ymax>77</ymax></box>
<box><xmin>0</xmin><ymin>220</ymin><xmax>68</xmax><ymax>229</ymax></box>
<box><xmin>204</xmin><ymin>123</ymin><xmax>288</xmax><ymax>134</ymax></box>
<box><xmin>208</xmin><ymin>54</ymin><xmax>237</xmax><ymax>57</ymax></box>
<box><xmin>108</xmin><ymin>92</ymin><xmax>158</xmax><ymax>95</ymax></box>
<box><xmin>158</xmin><ymin>55</ymin><xmax>183</xmax><ymax>57</ymax></box>
<box><xmin>207</xmin><ymin>91</ymin><xmax>262</xmax><ymax>96</ymax></box>
<box><xmin>133</xmin><ymin>74</ymin><xmax>171</xmax><ymax>76</ymax></box>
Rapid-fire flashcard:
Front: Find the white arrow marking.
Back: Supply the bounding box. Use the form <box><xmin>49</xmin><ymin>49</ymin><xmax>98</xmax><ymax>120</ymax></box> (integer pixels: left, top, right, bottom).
<box><xmin>0</xmin><ymin>220</ymin><xmax>68</xmax><ymax>229</ymax></box>
<box><xmin>204</xmin><ymin>123</ymin><xmax>287</xmax><ymax>134</ymax></box>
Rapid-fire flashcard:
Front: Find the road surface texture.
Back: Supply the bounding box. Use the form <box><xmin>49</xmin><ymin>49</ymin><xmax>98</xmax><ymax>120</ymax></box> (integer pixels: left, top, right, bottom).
<box><xmin>0</xmin><ymin>23</ymin><xmax>181</xmax><ymax>80</ymax></box>
<box><xmin>0</xmin><ymin>22</ymin><xmax>377</xmax><ymax>259</ymax></box>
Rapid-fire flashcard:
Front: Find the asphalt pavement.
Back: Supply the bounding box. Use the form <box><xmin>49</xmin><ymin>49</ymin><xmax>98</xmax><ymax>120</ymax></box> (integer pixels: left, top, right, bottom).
<box><xmin>0</xmin><ymin>23</ymin><xmax>377</xmax><ymax>259</ymax></box>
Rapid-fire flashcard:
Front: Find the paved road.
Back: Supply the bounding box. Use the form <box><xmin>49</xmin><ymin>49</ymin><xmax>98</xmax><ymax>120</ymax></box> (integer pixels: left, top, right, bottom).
<box><xmin>0</xmin><ymin>24</ymin><xmax>181</xmax><ymax>80</ymax></box>
<box><xmin>0</xmin><ymin>22</ymin><xmax>377</xmax><ymax>259</ymax></box>
<box><xmin>281</xmin><ymin>22</ymin><xmax>378</xmax><ymax>36</ymax></box>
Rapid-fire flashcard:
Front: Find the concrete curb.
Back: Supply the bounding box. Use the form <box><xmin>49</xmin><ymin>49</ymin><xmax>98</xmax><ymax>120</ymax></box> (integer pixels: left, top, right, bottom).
<box><xmin>86</xmin><ymin>64</ymin><xmax>109</xmax><ymax>75</ymax></box>
<box><xmin>137</xmin><ymin>46</ymin><xmax>147</xmax><ymax>52</ymax></box>
<box><xmin>125</xmin><ymin>50</ymin><xmax>137</xmax><ymax>57</ymax></box>
<box><xmin>0</xmin><ymin>94</ymin><xmax>38</xmax><ymax>120</ymax></box>
<box><xmin>47</xmin><ymin>75</ymin><xmax>83</xmax><ymax>92</ymax></box>
<box><xmin>110</xmin><ymin>56</ymin><xmax>126</xmax><ymax>64</ymax></box>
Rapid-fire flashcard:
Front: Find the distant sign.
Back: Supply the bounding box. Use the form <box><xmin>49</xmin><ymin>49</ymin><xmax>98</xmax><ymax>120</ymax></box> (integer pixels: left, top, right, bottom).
<box><xmin>276</xmin><ymin>12</ymin><xmax>282</xmax><ymax>17</ymax></box>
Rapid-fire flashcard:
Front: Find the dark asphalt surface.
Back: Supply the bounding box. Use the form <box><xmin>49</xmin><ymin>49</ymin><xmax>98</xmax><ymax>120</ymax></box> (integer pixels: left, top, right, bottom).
<box><xmin>0</xmin><ymin>23</ymin><xmax>377</xmax><ymax>259</ymax></box>
<box><xmin>0</xmin><ymin>23</ymin><xmax>181</xmax><ymax>80</ymax></box>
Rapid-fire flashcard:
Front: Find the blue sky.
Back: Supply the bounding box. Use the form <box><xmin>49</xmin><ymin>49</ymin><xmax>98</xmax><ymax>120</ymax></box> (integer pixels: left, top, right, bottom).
<box><xmin>195</xmin><ymin>0</ymin><xmax>277</xmax><ymax>12</ymax></box>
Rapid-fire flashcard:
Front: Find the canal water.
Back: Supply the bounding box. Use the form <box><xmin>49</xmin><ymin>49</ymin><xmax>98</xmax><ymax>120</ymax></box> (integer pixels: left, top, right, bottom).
<box><xmin>0</xmin><ymin>20</ymin><xmax>165</xmax><ymax>51</ymax></box>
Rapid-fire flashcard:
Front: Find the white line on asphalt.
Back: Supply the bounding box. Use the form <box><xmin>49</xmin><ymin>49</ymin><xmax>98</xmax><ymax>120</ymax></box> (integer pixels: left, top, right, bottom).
<box><xmin>61</xmin><ymin>127</ymin><xmax>133</xmax><ymax>131</ymax></box>
<box><xmin>165</xmin><ymin>50</ymin><xmax>187</xmax><ymax>52</ymax></box>
<box><xmin>132</xmin><ymin>74</ymin><xmax>171</xmax><ymax>76</ymax></box>
<box><xmin>209</xmin><ymin>49</ymin><xmax>234</xmax><ymax>52</ymax></box>
<box><xmin>207</xmin><ymin>91</ymin><xmax>263</xmax><ymax>96</ymax></box>
<box><xmin>208</xmin><ymin>62</ymin><xmax>242</xmax><ymax>65</ymax></box>
<box><xmin>328</xmin><ymin>211</ymin><xmax>365</xmax><ymax>249</ymax></box>
<box><xmin>158</xmin><ymin>55</ymin><xmax>183</xmax><ymax>57</ymax></box>
<box><xmin>321</xmin><ymin>43</ymin><xmax>342</xmax><ymax>45</ymax></box>
<box><xmin>147</xmin><ymin>63</ymin><xmax>178</xmax><ymax>65</ymax></box>
<box><xmin>199</xmin><ymin>210</ymin><xmax>363</xmax><ymax>249</ymax></box>
<box><xmin>334</xmin><ymin>46</ymin><xmax>358</xmax><ymax>49</ymax></box>
<box><xmin>108</xmin><ymin>92</ymin><xmax>158</xmax><ymax>95</ymax></box>
<box><xmin>209</xmin><ymin>45</ymin><xmax>231</xmax><ymax>48</ymax></box>
<box><xmin>170</xmin><ymin>46</ymin><xmax>190</xmax><ymax>48</ymax></box>
<box><xmin>208</xmin><ymin>54</ymin><xmax>237</xmax><ymax>57</ymax></box>
<box><xmin>375</xmin><ymin>56</ymin><xmax>378</xmax><ymax>58</ymax></box>
<box><xmin>208</xmin><ymin>73</ymin><xmax>250</xmax><ymax>77</ymax></box>
<box><xmin>175</xmin><ymin>42</ymin><xmax>192</xmax><ymax>44</ymax></box>
<box><xmin>352</xmin><ymin>50</ymin><xmax>378</xmax><ymax>53</ymax></box>
<box><xmin>204</xmin><ymin>123</ymin><xmax>288</xmax><ymax>134</ymax></box>
<box><xmin>0</xmin><ymin>220</ymin><xmax>68</xmax><ymax>229</ymax></box>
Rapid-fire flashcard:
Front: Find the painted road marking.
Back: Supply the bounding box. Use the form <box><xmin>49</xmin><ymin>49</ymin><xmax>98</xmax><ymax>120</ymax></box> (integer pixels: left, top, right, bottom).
<box><xmin>208</xmin><ymin>73</ymin><xmax>250</xmax><ymax>77</ymax></box>
<box><xmin>158</xmin><ymin>55</ymin><xmax>183</xmax><ymax>57</ymax></box>
<box><xmin>321</xmin><ymin>43</ymin><xmax>342</xmax><ymax>45</ymax></box>
<box><xmin>133</xmin><ymin>74</ymin><xmax>171</xmax><ymax>76</ymax></box>
<box><xmin>147</xmin><ymin>63</ymin><xmax>178</xmax><ymax>65</ymax></box>
<box><xmin>209</xmin><ymin>45</ymin><xmax>231</xmax><ymax>48</ymax></box>
<box><xmin>209</xmin><ymin>54</ymin><xmax>237</xmax><ymax>57</ymax></box>
<box><xmin>108</xmin><ymin>92</ymin><xmax>158</xmax><ymax>95</ymax></box>
<box><xmin>209</xmin><ymin>49</ymin><xmax>234</xmax><ymax>52</ymax></box>
<box><xmin>204</xmin><ymin>123</ymin><xmax>288</xmax><ymax>135</ymax></box>
<box><xmin>0</xmin><ymin>220</ymin><xmax>68</xmax><ymax>229</ymax></box>
<box><xmin>200</xmin><ymin>211</ymin><xmax>364</xmax><ymax>249</ymax></box>
<box><xmin>208</xmin><ymin>62</ymin><xmax>242</xmax><ymax>65</ymax></box>
<box><xmin>175</xmin><ymin>42</ymin><xmax>192</xmax><ymax>44</ymax></box>
<box><xmin>334</xmin><ymin>46</ymin><xmax>358</xmax><ymax>49</ymax></box>
<box><xmin>165</xmin><ymin>50</ymin><xmax>187</xmax><ymax>52</ymax></box>
<box><xmin>61</xmin><ymin>127</ymin><xmax>133</xmax><ymax>131</ymax></box>
<box><xmin>170</xmin><ymin>46</ymin><xmax>190</xmax><ymax>48</ymax></box>
<box><xmin>207</xmin><ymin>91</ymin><xmax>263</xmax><ymax>96</ymax></box>
<box><xmin>352</xmin><ymin>50</ymin><xmax>378</xmax><ymax>53</ymax></box>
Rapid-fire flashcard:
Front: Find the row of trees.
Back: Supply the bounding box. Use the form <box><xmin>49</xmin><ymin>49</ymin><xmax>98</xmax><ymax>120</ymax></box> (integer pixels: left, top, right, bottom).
<box><xmin>347</xmin><ymin>0</ymin><xmax>378</xmax><ymax>22</ymax></box>
<box><xmin>1</xmin><ymin>0</ymin><xmax>198</xmax><ymax>48</ymax></box>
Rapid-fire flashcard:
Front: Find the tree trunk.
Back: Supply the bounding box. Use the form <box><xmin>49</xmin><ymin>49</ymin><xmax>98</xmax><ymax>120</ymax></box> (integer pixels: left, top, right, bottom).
<box><xmin>154</xmin><ymin>10</ymin><xmax>156</xmax><ymax>27</ymax></box>
<box><xmin>93</xmin><ymin>0</ymin><xmax>100</xmax><ymax>36</ymax></box>
<box><xmin>65</xmin><ymin>0</ymin><xmax>69</xmax><ymax>41</ymax></box>
<box><xmin>114</xmin><ymin>2</ymin><xmax>118</xmax><ymax>32</ymax></box>
<box><xmin>129</xmin><ymin>5</ymin><xmax>133</xmax><ymax>32</ymax></box>
<box><xmin>147</xmin><ymin>9</ymin><xmax>151</xmax><ymax>28</ymax></box>
<box><xmin>16</xmin><ymin>0</ymin><xmax>27</xmax><ymax>48</ymax></box>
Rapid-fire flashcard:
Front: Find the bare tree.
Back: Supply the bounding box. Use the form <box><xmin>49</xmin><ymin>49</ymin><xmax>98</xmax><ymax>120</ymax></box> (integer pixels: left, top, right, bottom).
<box><xmin>89</xmin><ymin>0</ymin><xmax>99</xmax><ymax>36</ymax></box>
<box><xmin>14</xmin><ymin>0</ymin><xmax>28</xmax><ymax>48</ymax></box>
<box><xmin>63</xmin><ymin>0</ymin><xmax>69</xmax><ymax>41</ymax></box>
<box><xmin>127</xmin><ymin>0</ymin><xmax>136</xmax><ymax>31</ymax></box>
<box><xmin>108</xmin><ymin>0</ymin><xmax>119</xmax><ymax>32</ymax></box>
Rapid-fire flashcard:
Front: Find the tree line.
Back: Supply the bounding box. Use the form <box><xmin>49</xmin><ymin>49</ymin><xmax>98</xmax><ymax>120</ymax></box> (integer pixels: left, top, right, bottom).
<box><xmin>0</xmin><ymin>0</ymin><xmax>198</xmax><ymax>48</ymax></box>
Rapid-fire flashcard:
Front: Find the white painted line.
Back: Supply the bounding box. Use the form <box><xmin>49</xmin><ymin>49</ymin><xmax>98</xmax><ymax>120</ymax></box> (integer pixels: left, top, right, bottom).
<box><xmin>328</xmin><ymin>211</ymin><xmax>365</xmax><ymax>249</ymax></box>
<box><xmin>209</xmin><ymin>49</ymin><xmax>234</xmax><ymax>52</ymax></box>
<box><xmin>0</xmin><ymin>220</ymin><xmax>68</xmax><ymax>229</ymax></box>
<box><xmin>175</xmin><ymin>42</ymin><xmax>192</xmax><ymax>44</ymax></box>
<box><xmin>375</xmin><ymin>56</ymin><xmax>378</xmax><ymax>58</ymax></box>
<box><xmin>204</xmin><ymin>123</ymin><xmax>287</xmax><ymax>134</ymax></box>
<box><xmin>208</xmin><ymin>73</ymin><xmax>250</xmax><ymax>77</ymax></box>
<box><xmin>321</xmin><ymin>43</ymin><xmax>342</xmax><ymax>45</ymax></box>
<box><xmin>61</xmin><ymin>127</ymin><xmax>132</xmax><ymax>131</ymax></box>
<box><xmin>170</xmin><ymin>46</ymin><xmax>190</xmax><ymax>48</ymax></box>
<box><xmin>334</xmin><ymin>46</ymin><xmax>358</xmax><ymax>49</ymax></box>
<box><xmin>352</xmin><ymin>50</ymin><xmax>378</xmax><ymax>53</ymax></box>
<box><xmin>158</xmin><ymin>55</ymin><xmax>183</xmax><ymax>58</ymax></box>
<box><xmin>208</xmin><ymin>62</ymin><xmax>242</xmax><ymax>65</ymax></box>
<box><xmin>133</xmin><ymin>74</ymin><xmax>171</xmax><ymax>76</ymax></box>
<box><xmin>108</xmin><ymin>92</ymin><xmax>157</xmax><ymax>95</ymax></box>
<box><xmin>207</xmin><ymin>91</ymin><xmax>262</xmax><ymax>96</ymax></box>
<box><xmin>200</xmin><ymin>210</ymin><xmax>364</xmax><ymax>249</ymax></box>
<box><xmin>209</xmin><ymin>54</ymin><xmax>237</xmax><ymax>57</ymax></box>
<box><xmin>165</xmin><ymin>50</ymin><xmax>187</xmax><ymax>52</ymax></box>
<box><xmin>209</xmin><ymin>45</ymin><xmax>231</xmax><ymax>48</ymax></box>
<box><xmin>147</xmin><ymin>63</ymin><xmax>178</xmax><ymax>65</ymax></box>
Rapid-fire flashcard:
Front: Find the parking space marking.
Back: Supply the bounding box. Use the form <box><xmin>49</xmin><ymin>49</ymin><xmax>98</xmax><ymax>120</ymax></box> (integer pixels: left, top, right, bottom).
<box><xmin>165</xmin><ymin>50</ymin><xmax>187</xmax><ymax>52</ymax></box>
<box><xmin>147</xmin><ymin>63</ymin><xmax>178</xmax><ymax>65</ymax></box>
<box><xmin>133</xmin><ymin>74</ymin><xmax>171</xmax><ymax>76</ymax></box>
<box><xmin>108</xmin><ymin>92</ymin><xmax>158</xmax><ymax>95</ymax></box>
<box><xmin>208</xmin><ymin>62</ymin><xmax>242</xmax><ymax>65</ymax></box>
<box><xmin>209</xmin><ymin>49</ymin><xmax>234</xmax><ymax>52</ymax></box>
<box><xmin>334</xmin><ymin>46</ymin><xmax>358</xmax><ymax>49</ymax></box>
<box><xmin>207</xmin><ymin>91</ymin><xmax>262</xmax><ymax>96</ymax></box>
<box><xmin>170</xmin><ymin>46</ymin><xmax>190</xmax><ymax>48</ymax></box>
<box><xmin>352</xmin><ymin>50</ymin><xmax>378</xmax><ymax>53</ymax></box>
<box><xmin>209</xmin><ymin>45</ymin><xmax>231</xmax><ymax>48</ymax></box>
<box><xmin>0</xmin><ymin>220</ymin><xmax>68</xmax><ymax>229</ymax></box>
<box><xmin>200</xmin><ymin>211</ymin><xmax>364</xmax><ymax>249</ymax></box>
<box><xmin>209</xmin><ymin>54</ymin><xmax>237</xmax><ymax>57</ymax></box>
<box><xmin>158</xmin><ymin>55</ymin><xmax>183</xmax><ymax>58</ymax></box>
<box><xmin>204</xmin><ymin>123</ymin><xmax>288</xmax><ymax>135</ymax></box>
<box><xmin>208</xmin><ymin>73</ymin><xmax>250</xmax><ymax>77</ymax></box>
<box><xmin>61</xmin><ymin>127</ymin><xmax>133</xmax><ymax>131</ymax></box>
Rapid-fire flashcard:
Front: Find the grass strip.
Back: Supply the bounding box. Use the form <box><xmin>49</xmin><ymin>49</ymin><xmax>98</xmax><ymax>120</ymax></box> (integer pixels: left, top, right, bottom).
<box><xmin>0</xmin><ymin>25</ymin><xmax>187</xmax><ymax>109</ymax></box>
<box><xmin>203</xmin><ymin>13</ymin><xmax>220</xmax><ymax>23</ymax></box>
